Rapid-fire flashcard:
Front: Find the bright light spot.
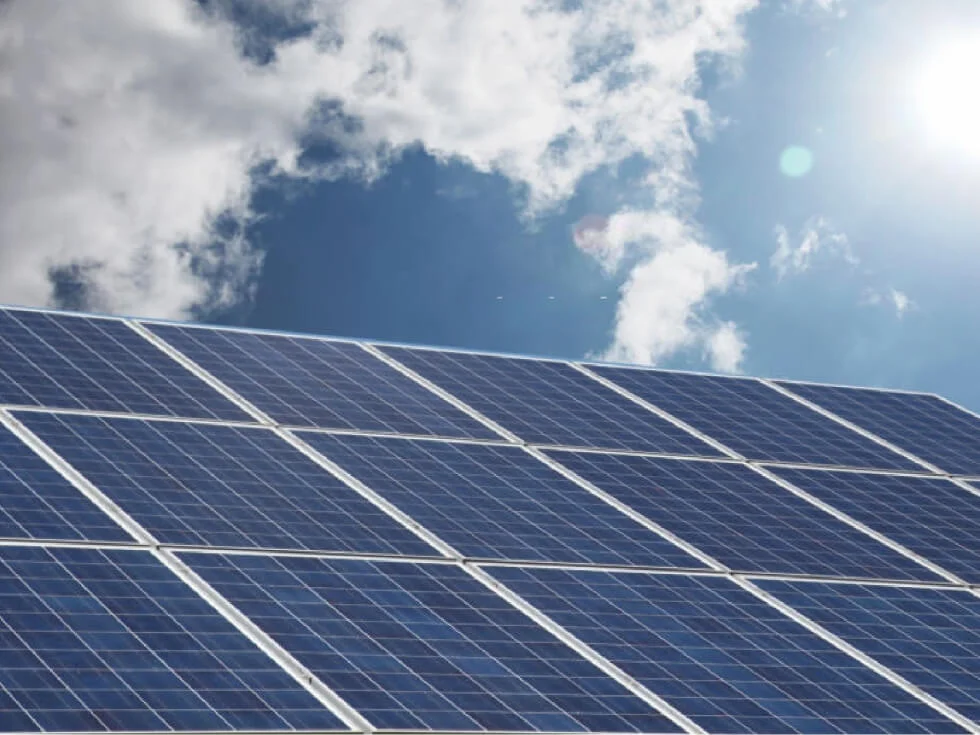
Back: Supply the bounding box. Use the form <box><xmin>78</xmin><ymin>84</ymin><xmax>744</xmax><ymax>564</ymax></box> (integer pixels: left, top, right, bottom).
<box><xmin>913</xmin><ymin>36</ymin><xmax>980</xmax><ymax>156</ymax></box>
<box><xmin>780</xmin><ymin>146</ymin><xmax>814</xmax><ymax>177</ymax></box>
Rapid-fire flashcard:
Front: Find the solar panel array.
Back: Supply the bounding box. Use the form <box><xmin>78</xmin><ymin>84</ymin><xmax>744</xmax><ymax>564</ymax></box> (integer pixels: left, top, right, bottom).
<box><xmin>1</xmin><ymin>304</ymin><xmax>979</xmax><ymax>735</ymax></box>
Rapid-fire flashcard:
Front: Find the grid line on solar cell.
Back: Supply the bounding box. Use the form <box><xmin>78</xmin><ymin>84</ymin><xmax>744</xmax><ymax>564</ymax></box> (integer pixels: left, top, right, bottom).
<box><xmin>15</xmin><ymin>412</ymin><xmax>438</xmax><ymax>557</ymax></box>
<box><xmin>758</xmin><ymin>579</ymin><xmax>980</xmax><ymax>726</ymax></box>
<box><xmin>768</xmin><ymin>467</ymin><xmax>980</xmax><ymax>585</ymax></box>
<box><xmin>587</xmin><ymin>366</ymin><xmax>920</xmax><ymax>471</ymax></box>
<box><xmin>145</xmin><ymin>323</ymin><xmax>499</xmax><ymax>439</ymax></box>
<box><xmin>775</xmin><ymin>382</ymin><xmax>980</xmax><ymax>476</ymax></box>
<box><xmin>0</xmin><ymin>309</ymin><xmax>248</xmax><ymax>421</ymax></box>
<box><xmin>540</xmin><ymin>451</ymin><xmax>940</xmax><ymax>582</ymax></box>
<box><xmin>0</xmin><ymin>546</ymin><xmax>344</xmax><ymax>732</ymax></box>
<box><xmin>297</xmin><ymin>432</ymin><xmax>707</xmax><ymax>569</ymax></box>
<box><xmin>185</xmin><ymin>553</ymin><xmax>680</xmax><ymax>733</ymax></box>
<box><xmin>0</xmin><ymin>423</ymin><xmax>131</xmax><ymax>544</ymax></box>
<box><xmin>379</xmin><ymin>346</ymin><xmax>723</xmax><ymax>455</ymax></box>
<box><xmin>488</xmin><ymin>567</ymin><xmax>963</xmax><ymax>734</ymax></box>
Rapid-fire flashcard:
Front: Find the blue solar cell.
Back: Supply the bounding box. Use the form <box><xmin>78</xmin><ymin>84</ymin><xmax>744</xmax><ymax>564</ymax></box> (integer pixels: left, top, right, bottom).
<box><xmin>185</xmin><ymin>553</ymin><xmax>678</xmax><ymax>733</ymax></box>
<box><xmin>776</xmin><ymin>382</ymin><xmax>980</xmax><ymax>476</ymax></box>
<box><xmin>0</xmin><ymin>309</ymin><xmax>248</xmax><ymax>420</ymax></box>
<box><xmin>145</xmin><ymin>323</ymin><xmax>498</xmax><ymax>438</ymax></box>
<box><xmin>298</xmin><ymin>433</ymin><xmax>706</xmax><ymax>569</ymax></box>
<box><xmin>0</xmin><ymin>546</ymin><xmax>343</xmax><ymax>732</ymax></box>
<box><xmin>759</xmin><ymin>579</ymin><xmax>980</xmax><ymax>725</ymax></box>
<box><xmin>769</xmin><ymin>467</ymin><xmax>980</xmax><ymax>585</ymax></box>
<box><xmin>17</xmin><ymin>412</ymin><xmax>436</xmax><ymax>557</ymax></box>
<box><xmin>379</xmin><ymin>346</ymin><xmax>722</xmax><ymax>455</ymax></box>
<box><xmin>590</xmin><ymin>366</ymin><xmax>919</xmax><ymax>471</ymax></box>
<box><xmin>0</xmin><ymin>424</ymin><xmax>130</xmax><ymax>543</ymax></box>
<box><xmin>541</xmin><ymin>451</ymin><xmax>940</xmax><ymax>582</ymax></box>
<box><xmin>489</xmin><ymin>567</ymin><xmax>962</xmax><ymax>734</ymax></box>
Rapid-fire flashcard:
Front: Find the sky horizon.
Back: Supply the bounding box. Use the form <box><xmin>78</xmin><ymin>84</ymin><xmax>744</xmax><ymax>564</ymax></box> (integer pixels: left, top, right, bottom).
<box><xmin>4</xmin><ymin>0</ymin><xmax>980</xmax><ymax>410</ymax></box>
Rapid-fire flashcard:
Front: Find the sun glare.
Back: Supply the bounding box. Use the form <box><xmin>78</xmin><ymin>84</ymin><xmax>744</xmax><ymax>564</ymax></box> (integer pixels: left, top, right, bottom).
<box><xmin>913</xmin><ymin>37</ymin><xmax>980</xmax><ymax>157</ymax></box>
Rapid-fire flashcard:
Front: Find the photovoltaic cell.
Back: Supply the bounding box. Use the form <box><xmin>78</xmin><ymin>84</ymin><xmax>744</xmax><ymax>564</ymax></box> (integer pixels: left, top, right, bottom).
<box><xmin>542</xmin><ymin>451</ymin><xmax>939</xmax><ymax>582</ymax></box>
<box><xmin>590</xmin><ymin>366</ymin><xmax>919</xmax><ymax>471</ymax></box>
<box><xmin>298</xmin><ymin>432</ymin><xmax>706</xmax><ymax>569</ymax></box>
<box><xmin>759</xmin><ymin>579</ymin><xmax>980</xmax><ymax>724</ymax></box>
<box><xmin>17</xmin><ymin>412</ymin><xmax>436</xmax><ymax>557</ymax></box>
<box><xmin>775</xmin><ymin>382</ymin><xmax>980</xmax><ymax>476</ymax></box>
<box><xmin>0</xmin><ymin>546</ymin><xmax>343</xmax><ymax>732</ymax></box>
<box><xmin>0</xmin><ymin>424</ymin><xmax>130</xmax><ymax>543</ymax></box>
<box><xmin>0</xmin><ymin>309</ymin><xmax>248</xmax><ymax>420</ymax></box>
<box><xmin>380</xmin><ymin>346</ymin><xmax>723</xmax><ymax>455</ymax></box>
<box><xmin>146</xmin><ymin>323</ymin><xmax>498</xmax><ymax>438</ymax></box>
<box><xmin>184</xmin><ymin>553</ymin><xmax>678</xmax><ymax>733</ymax></box>
<box><xmin>489</xmin><ymin>567</ymin><xmax>961</xmax><ymax>734</ymax></box>
<box><xmin>769</xmin><ymin>467</ymin><xmax>980</xmax><ymax>585</ymax></box>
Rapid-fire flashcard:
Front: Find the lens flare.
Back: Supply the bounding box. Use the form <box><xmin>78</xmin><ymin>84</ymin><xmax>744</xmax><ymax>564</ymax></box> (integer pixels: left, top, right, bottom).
<box><xmin>780</xmin><ymin>146</ymin><xmax>814</xmax><ymax>177</ymax></box>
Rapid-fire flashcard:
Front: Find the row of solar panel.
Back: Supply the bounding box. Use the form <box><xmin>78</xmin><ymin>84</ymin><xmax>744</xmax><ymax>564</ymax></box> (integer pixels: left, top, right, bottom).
<box><xmin>3</xmin><ymin>307</ymin><xmax>980</xmax><ymax>475</ymax></box>
<box><xmin>2</xmin><ymin>544</ymin><xmax>979</xmax><ymax>734</ymax></box>
<box><xmin>5</xmin><ymin>411</ymin><xmax>980</xmax><ymax>585</ymax></box>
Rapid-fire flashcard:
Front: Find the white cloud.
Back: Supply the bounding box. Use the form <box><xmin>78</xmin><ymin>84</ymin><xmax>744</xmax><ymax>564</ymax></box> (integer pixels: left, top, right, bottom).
<box><xmin>1</xmin><ymin>0</ymin><xmax>759</xmax><ymax>368</ymax></box>
<box><xmin>599</xmin><ymin>221</ymin><xmax>756</xmax><ymax>368</ymax></box>
<box><xmin>0</xmin><ymin>0</ymin><xmax>311</xmax><ymax>317</ymax></box>
<box><xmin>705</xmin><ymin>321</ymin><xmax>748</xmax><ymax>373</ymax></box>
<box><xmin>861</xmin><ymin>287</ymin><xmax>916</xmax><ymax>318</ymax></box>
<box><xmin>783</xmin><ymin>0</ymin><xmax>847</xmax><ymax>19</ymax></box>
<box><xmin>771</xmin><ymin>216</ymin><xmax>857</xmax><ymax>280</ymax></box>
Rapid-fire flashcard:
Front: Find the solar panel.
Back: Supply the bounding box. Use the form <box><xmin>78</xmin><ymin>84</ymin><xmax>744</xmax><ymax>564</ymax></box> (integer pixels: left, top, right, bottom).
<box><xmin>0</xmin><ymin>424</ymin><xmax>130</xmax><ymax>543</ymax></box>
<box><xmin>6</xmin><ymin>304</ymin><xmax>980</xmax><ymax>735</ymax></box>
<box><xmin>590</xmin><ymin>367</ymin><xmax>919</xmax><ymax>471</ymax></box>
<box><xmin>146</xmin><ymin>323</ymin><xmax>498</xmax><ymax>438</ymax></box>
<box><xmin>16</xmin><ymin>412</ymin><xmax>437</xmax><ymax>557</ymax></box>
<box><xmin>768</xmin><ymin>467</ymin><xmax>980</xmax><ymax>585</ymax></box>
<box><xmin>0</xmin><ymin>545</ymin><xmax>343</xmax><ymax>732</ymax></box>
<box><xmin>380</xmin><ymin>346</ymin><xmax>723</xmax><ymax>455</ymax></box>
<box><xmin>759</xmin><ymin>579</ymin><xmax>980</xmax><ymax>724</ymax></box>
<box><xmin>184</xmin><ymin>553</ymin><xmax>680</xmax><ymax>733</ymax></box>
<box><xmin>776</xmin><ymin>382</ymin><xmax>980</xmax><ymax>476</ymax></box>
<box><xmin>542</xmin><ymin>451</ymin><xmax>940</xmax><ymax>582</ymax></box>
<box><xmin>488</xmin><ymin>567</ymin><xmax>962</xmax><ymax>734</ymax></box>
<box><xmin>297</xmin><ymin>432</ymin><xmax>707</xmax><ymax>569</ymax></box>
<box><xmin>0</xmin><ymin>308</ymin><xmax>248</xmax><ymax>421</ymax></box>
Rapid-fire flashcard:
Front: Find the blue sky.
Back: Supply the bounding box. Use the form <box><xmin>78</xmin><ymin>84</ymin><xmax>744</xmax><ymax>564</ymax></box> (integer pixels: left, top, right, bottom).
<box><xmin>5</xmin><ymin>0</ymin><xmax>980</xmax><ymax>409</ymax></box>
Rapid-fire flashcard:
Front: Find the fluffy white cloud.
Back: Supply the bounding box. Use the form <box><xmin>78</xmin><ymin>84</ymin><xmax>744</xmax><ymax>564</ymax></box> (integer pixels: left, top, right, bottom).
<box><xmin>573</xmin><ymin>209</ymin><xmax>755</xmax><ymax>370</ymax></box>
<box><xmin>705</xmin><ymin>321</ymin><xmax>748</xmax><ymax>373</ymax></box>
<box><xmin>771</xmin><ymin>216</ymin><xmax>856</xmax><ymax>280</ymax></box>
<box><xmin>0</xmin><ymin>0</ymin><xmax>313</xmax><ymax>317</ymax></box>
<box><xmin>599</xmin><ymin>219</ymin><xmax>756</xmax><ymax>368</ymax></box>
<box><xmin>1</xmin><ymin>0</ymin><xmax>758</xmax><ymax>371</ymax></box>
<box><xmin>783</xmin><ymin>0</ymin><xmax>847</xmax><ymax>19</ymax></box>
<box><xmin>861</xmin><ymin>287</ymin><xmax>916</xmax><ymax>318</ymax></box>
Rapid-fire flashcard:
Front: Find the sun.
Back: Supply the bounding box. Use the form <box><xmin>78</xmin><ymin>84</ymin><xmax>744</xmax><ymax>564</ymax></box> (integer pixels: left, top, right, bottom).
<box><xmin>913</xmin><ymin>37</ymin><xmax>980</xmax><ymax>157</ymax></box>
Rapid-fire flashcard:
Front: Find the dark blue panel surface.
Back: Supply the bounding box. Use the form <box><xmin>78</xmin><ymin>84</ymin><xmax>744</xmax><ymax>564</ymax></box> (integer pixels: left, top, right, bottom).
<box><xmin>776</xmin><ymin>382</ymin><xmax>980</xmax><ymax>476</ymax></box>
<box><xmin>0</xmin><ymin>425</ymin><xmax>129</xmax><ymax>543</ymax></box>
<box><xmin>490</xmin><ymin>567</ymin><xmax>961</xmax><ymax>734</ymax></box>
<box><xmin>299</xmin><ymin>433</ymin><xmax>705</xmax><ymax>569</ymax></box>
<box><xmin>0</xmin><ymin>546</ymin><xmax>343</xmax><ymax>732</ymax></box>
<box><xmin>0</xmin><ymin>309</ymin><xmax>247</xmax><ymax>420</ymax></box>
<box><xmin>185</xmin><ymin>554</ymin><xmax>678</xmax><ymax>733</ymax></box>
<box><xmin>590</xmin><ymin>367</ymin><xmax>918</xmax><ymax>471</ymax></box>
<box><xmin>543</xmin><ymin>452</ymin><xmax>939</xmax><ymax>582</ymax></box>
<box><xmin>17</xmin><ymin>412</ymin><xmax>436</xmax><ymax>557</ymax></box>
<box><xmin>146</xmin><ymin>324</ymin><xmax>497</xmax><ymax>438</ymax></box>
<box><xmin>770</xmin><ymin>467</ymin><xmax>980</xmax><ymax>585</ymax></box>
<box><xmin>760</xmin><ymin>579</ymin><xmax>980</xmax><ymax>724</ymax></box>
<box><xmin>380</xmin><ymin>346</ymin><xmax>722</xmax><ymax>455</ymax></box>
